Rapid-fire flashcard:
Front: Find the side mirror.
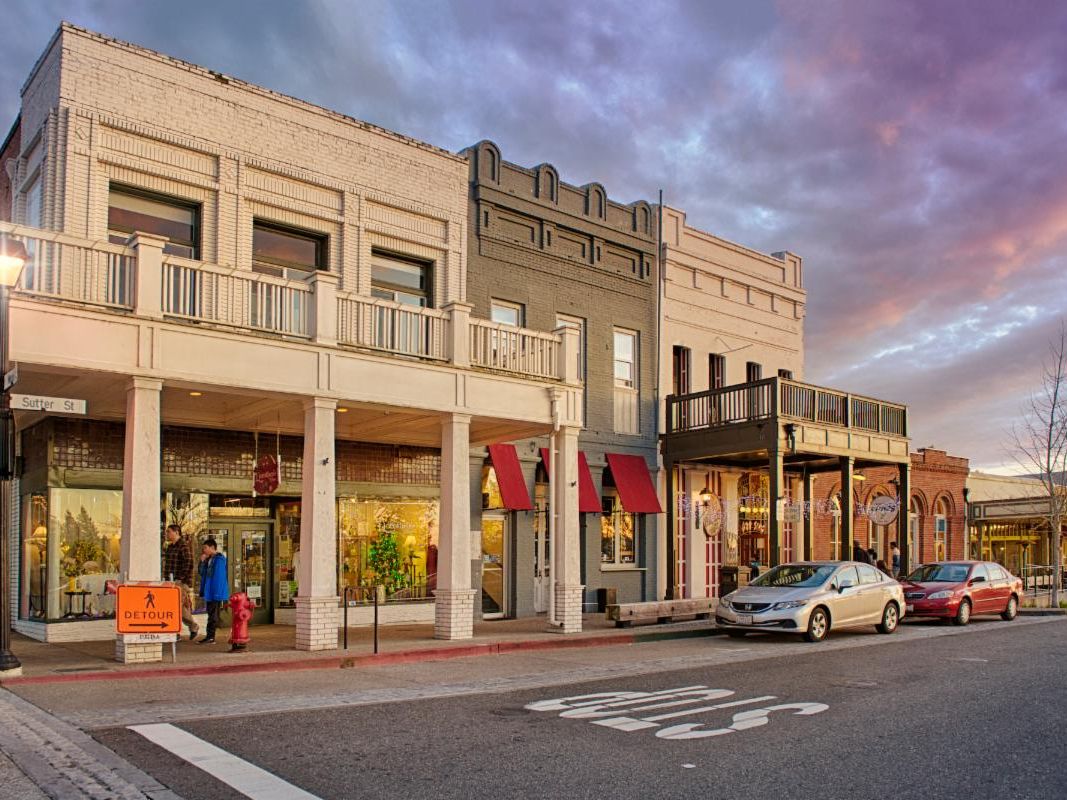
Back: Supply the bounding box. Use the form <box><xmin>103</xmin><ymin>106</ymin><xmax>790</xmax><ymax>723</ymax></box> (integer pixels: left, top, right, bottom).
<box><xmin>969</xmin><ymin>576</ymin><xmax>986</xmax><ymax>585</ymax></box>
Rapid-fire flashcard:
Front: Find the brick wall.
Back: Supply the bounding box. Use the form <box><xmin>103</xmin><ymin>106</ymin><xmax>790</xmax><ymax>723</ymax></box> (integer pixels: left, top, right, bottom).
<box><xmin>811</xmin><ymin>448</ymin><xmax>969</xmax><ymax>565</ymax></box>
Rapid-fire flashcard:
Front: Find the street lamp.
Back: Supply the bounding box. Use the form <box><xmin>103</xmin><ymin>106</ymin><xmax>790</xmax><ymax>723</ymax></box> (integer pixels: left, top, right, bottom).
<box><xmin>0</xmin><ymin>231</ymin><xmax>26</xmax><ymax>675</ymax></box>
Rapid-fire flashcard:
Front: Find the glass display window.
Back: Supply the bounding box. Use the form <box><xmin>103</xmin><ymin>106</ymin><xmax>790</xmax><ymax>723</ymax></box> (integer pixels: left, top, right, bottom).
<box><xmin>337</xmin><ymin>497</ymin><xmax>439</xmax><ymax>603</ymax></box>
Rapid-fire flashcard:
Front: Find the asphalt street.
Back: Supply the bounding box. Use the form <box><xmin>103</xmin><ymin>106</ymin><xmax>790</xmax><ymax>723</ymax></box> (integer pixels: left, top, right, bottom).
<box><xmin>75</xmin><ymin>617</ymin><xmax>1067</xmax><ymax>800</ymax></box>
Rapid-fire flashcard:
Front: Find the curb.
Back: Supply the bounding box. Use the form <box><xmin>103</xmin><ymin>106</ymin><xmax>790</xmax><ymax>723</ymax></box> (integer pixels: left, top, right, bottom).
<box><xmin>1</xmin><ymin>625</ymin><xmax>722</xmax><ymax>686</ymax></box>
<box><xmin>1019</xmin><ymin>607</ymin><xmax>1067</xmax><ymax>616</ymax></box>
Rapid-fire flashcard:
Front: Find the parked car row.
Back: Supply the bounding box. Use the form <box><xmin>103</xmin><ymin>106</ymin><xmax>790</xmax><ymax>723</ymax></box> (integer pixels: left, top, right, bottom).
<box><xmin>715</xmin><ymin>560</ymin><xmax>1022</xmax><ymax>643</ymax></box>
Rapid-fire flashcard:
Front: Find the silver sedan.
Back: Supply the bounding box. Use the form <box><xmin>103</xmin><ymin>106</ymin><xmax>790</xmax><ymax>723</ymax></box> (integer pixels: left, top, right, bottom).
<box><xmin>716</xmin><ymin>561</ymin><xmax>906</xmax><ymax>642</ymax></box>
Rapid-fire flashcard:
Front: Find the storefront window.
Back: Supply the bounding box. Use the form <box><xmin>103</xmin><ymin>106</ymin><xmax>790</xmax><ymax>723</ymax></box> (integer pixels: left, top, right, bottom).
<box><xmin>23</xmin><ymin>489</ymin><xmax>123</xmax><ymax>622</ymax></box>
<box><xmin>276</xmin><ymin>501</ymin><xmax>301</xmax><ymax>607</ymax></box>
<box><xmin>738</xmin><ymin>472</ymin><xmax>769</xmax><ymax>566</ymax></box>
<box><xmin>337</xmin><ymin>498</ymin><xmax>439</xmax><ymax>603</ymax></box>
<box><xmin>482</xmin><ymin>466</ymin><xmax>504</xmax><ymax>510</ymax></box>
<box><xmin>601</xmin><ymin>492</ymin><xmax>636</xmax><ymax>566</ymax></box>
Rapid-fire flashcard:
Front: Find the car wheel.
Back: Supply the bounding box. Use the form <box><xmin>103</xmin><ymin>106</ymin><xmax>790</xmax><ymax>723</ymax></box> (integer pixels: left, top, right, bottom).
<box><xmin>1001</xmin><ymin>595</ymin><xmax>1018</xmax><ymax>621</ymax></box>
<box><xmin>876</xmin><ymin>602</ymin><xmax>899</xmax><ymax>634</ymax></box>
<box><xmin>952</xmin><ymin>599</ymin><xmax>971</xmax><ymax>626</ymax></box>
<box><xmin>804</xmin><ymin>607</ymin><xmax>829</xmax><ymax>643</ymax></box>
<box><xmin>726</xmin><ymin>630</ymin><xmax>747</xmax><ymax>639</ymax></box>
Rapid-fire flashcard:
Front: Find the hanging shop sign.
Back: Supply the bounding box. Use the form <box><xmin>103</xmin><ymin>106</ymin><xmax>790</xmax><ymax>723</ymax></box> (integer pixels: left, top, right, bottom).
<box><xmin>253</xmin><ymin>453</ymin><xmax>280</xmax><ymax>495</ymax></box>
<box><xmin>867</xmin><ymin>496</ymin><xmax>900</xmax><ymax>526</ymax></box>
<box><xmin>700</xmin><ymin>495</ymin><xmax>723</xmax><ymax>538</ymax></box>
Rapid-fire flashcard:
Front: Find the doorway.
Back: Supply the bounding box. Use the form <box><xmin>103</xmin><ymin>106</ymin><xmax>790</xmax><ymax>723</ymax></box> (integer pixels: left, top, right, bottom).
<box><xmin>481</xmin><ymin>513</ymin><xmax>509</xmax><ymax>618</ymax></box>
<box><xmin>201</xmin><ymin>522</ymin><xmax>274</xmax><ymax>625</ymax></box>
<box><xmin>533</xmin><ymin>497</ymin><xmax>551</xmax><ymax>613</ymax></box>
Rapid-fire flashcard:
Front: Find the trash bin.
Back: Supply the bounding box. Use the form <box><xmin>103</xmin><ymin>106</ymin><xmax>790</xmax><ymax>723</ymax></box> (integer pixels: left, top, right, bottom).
<box><xmin>596</xmin><ymin>587</ymin><xmax>618</xmax><ymax>613</ymax></box>
<box><xmin>720</xmin><ymin>566</ymin><xmax>751</xmax><ymax>597</ymax></box>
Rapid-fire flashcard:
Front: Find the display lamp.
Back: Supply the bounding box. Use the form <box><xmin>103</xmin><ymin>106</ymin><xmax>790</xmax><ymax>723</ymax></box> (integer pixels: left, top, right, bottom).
<box><xmin>0</xmin><ymin>233</ymin><xmax>27</xmax><ymax>286</ymax></box>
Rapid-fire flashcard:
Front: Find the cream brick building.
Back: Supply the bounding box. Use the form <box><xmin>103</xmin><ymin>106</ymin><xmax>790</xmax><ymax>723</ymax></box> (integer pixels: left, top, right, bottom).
<box><xmin>1</xmin><ymin>24</ymin><xmax>584</xmax><ymax>661</ymax></box>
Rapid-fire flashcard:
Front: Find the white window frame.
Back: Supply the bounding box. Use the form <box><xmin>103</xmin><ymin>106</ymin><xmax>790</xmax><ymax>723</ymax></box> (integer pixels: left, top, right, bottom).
<box><xmin>613</xmin><ymin>328</ymin><xmax>638</xmax><ymax>389</ymax></box>
<box><xmin>490</xmin><ymin>299</ymin><xmax>524</xmax><ymax>327</ymax></box>
<box><xmin>600</xmin><ymin>491</ymin><xmax>638</xmax><ymax>568</ymax></box>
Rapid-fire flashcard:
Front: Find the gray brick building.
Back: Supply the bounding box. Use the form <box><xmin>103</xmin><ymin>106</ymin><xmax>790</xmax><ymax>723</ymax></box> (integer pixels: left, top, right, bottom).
<box><xmin>463</xmin><ymin>140</ymin><xmax>660</xmax><ymax>618</ymax></box>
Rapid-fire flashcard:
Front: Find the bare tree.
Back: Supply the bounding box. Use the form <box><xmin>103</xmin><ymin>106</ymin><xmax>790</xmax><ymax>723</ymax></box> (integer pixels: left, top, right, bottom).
<box><xmin>1010</xmin><ymin>321</ymin><xmax>1067</xmax><ymax>607</ymax></box>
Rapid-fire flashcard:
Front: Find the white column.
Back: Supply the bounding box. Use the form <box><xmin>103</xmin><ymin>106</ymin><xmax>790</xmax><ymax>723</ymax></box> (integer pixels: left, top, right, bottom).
<box><xmin>685</xmin><ymin>471</ymin><xmax>708</xmax><ymax>598</ymax></box>
<box><xmin>551</xmin><ymin>425</ymin><xmax>583</xmax><ymax>633</ymax></box>
<box><xmin>295</xmin><ymin>397</ymin><xmax>338</xmax><ymax>651</ymax></box>
<box><xmin>116</xmin><ymin>376</ymin><xmax>162</xmax><ymax>664</ymax></box>
<box><xmin>435</xmin><ymin>413</ymin><xmax>476</xmax><ymax>639</ymax></box>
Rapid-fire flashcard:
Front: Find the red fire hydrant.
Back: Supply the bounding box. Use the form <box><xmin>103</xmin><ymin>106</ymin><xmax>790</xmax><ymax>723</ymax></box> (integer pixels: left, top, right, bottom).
<box><xmin>228</xmin><ymin>591</ymin><xmax>254</xmax><ymax>652</ymax></box>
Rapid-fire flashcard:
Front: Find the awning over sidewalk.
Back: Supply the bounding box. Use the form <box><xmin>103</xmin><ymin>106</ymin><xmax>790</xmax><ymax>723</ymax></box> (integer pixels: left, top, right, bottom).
<box><xmin>486</xmin><ymin>443</ymin><xmax>533</xmax><ymax>510</ymax></box>
<box><xmin>539</xmin><ymin>448</ymin><xmax>601</xmax><ymax>513</ymax></box>
<box><xmin>605</xmin><ymin>453</ymin><xmax>662</xmax><ymax>513</ymax></box>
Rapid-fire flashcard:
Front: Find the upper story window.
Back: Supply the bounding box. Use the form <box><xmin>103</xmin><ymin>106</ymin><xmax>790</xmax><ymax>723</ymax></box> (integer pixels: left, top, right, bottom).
<box><xmin>371</xmin><ymin>250</ymin><xmax>432</xmax><ymax>307</ymax></box>
<box><xmin>746</xmin><ymin>361</ymin><xmax>762</xmax><ymax>382</ymax></box>
<box><xmin>108</xmin><ymin>185</ymin><xmax>200</xmax><ymax>259</ymax></box>
<box><xmin>709</xmin><ymin>354</ymin><xmax>725</xmax><ymax>389</ymax></box>
<box><xmin>672</xmin><ymin>346</ymin><xmax>691</xmax><ymax>395</ymax></box>
<box><xmin>778</xmin><ymin>369</ymin><xmax>794</xmax><ymax>380</ymax></box>
<box><xmin>22</xmin><ymin>175</ymin><xmax>42</xmax><ymax>228</ymax></box>
<box><xmin>491</xmin><ymin>300</ymin><xmax>524</xmax><ymax>326</ymax></box>
<box><xmin>614</xmin><ymin>329</ymin><xmax>638</xmax><ymax>389</ymax></box>
<box><xmin>253</xmin><ymin>220</ymin><xmax>327</xmax><ymax>278</ymax></box>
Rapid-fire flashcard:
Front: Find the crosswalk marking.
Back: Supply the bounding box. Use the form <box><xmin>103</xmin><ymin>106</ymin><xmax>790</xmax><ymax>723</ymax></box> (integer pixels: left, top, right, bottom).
<box><xmin>128</xmin><ymin>723</ymin><xmax>320</xmax><ymax>800</ymax></box>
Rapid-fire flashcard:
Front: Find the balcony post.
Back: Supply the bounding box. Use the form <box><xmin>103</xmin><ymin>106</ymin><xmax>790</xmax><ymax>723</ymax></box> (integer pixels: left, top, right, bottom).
<box><xmin>768</xmin><ymin>448</ymin><xmax>783</xmax><ymax>568</ymax></box>
<box><xmin>839</xmin><ymin>457</ymin><xmax>854</xmax><ymax>559</ymax></box>
<box><xmin>444</xmin><ymin>301</ymin><xmax>473</xmax><ymax>368</ymax></box>
<box><xmin>307</xmin><ymin>271</ymin><xmax>339</xmax><ymax>346</ymax></box>
<box><xmin>554</xmin><ymin>324</ymin><xmax>581</xmax><ymax>383</ymax></box>
<box><xmin>896</xmin><ymin>462</ymin><xmax>911</xmax><ymax>575</ymax></box>
<box><xmin>130</xmin><ymin>232</ymin><xmax>166</xmax><ymax>319</ymax></box>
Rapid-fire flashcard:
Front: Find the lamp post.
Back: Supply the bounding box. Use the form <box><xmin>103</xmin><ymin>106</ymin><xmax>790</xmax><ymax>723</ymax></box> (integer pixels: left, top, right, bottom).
<box><xmin>0</xmin><ymin>231</ymin><xmax>28</xmax><ymax>675</ymax></box>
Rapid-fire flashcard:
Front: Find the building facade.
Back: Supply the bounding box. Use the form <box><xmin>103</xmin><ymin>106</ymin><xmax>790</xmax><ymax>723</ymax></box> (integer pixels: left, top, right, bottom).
<box><xmin>1</xmin><ymin>24</ymin><xmax>585</xmax><ymax>660</ymax></box>
<box><xmin>811</xmin><ymin>448</ymin><xmax>968</xmax><ymax>574</ymax></box>
<box><xmin>658</xmin><ymin>207</ymin><xmax>814</xmax><ymax>599</ymax></box>
<box><xmin>967</xmin><ymin>471</ymin><xmax>1063</xmax><ymax>576</ymax></box>
<box><xmin>463</xmin><ymin>142</ymin><xmax>661</xmax><ymax>617</ymax></box>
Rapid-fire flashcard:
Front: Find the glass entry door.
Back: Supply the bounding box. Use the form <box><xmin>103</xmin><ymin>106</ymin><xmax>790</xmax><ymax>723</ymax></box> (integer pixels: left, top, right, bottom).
<box><xmin>202</xmin><ymin>522</ymin><xmax>273</xmax><ymax>625</ymax></box>
<box><xmin>481</xmin><ymin>514</ymin><xmax>508</xmax><ymax>619</ymax></box>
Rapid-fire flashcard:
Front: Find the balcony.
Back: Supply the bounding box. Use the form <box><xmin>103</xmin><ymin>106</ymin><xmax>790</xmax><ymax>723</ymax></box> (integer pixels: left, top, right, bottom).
<box><xmin>664</xmin><ymin>377</ymin><xmax>909</xmax><ymax>468</ymax></box>
<box><xmin>3</xmin><ymin>222</ymin><xmax>571</xmax><ymax>384</ymax></box>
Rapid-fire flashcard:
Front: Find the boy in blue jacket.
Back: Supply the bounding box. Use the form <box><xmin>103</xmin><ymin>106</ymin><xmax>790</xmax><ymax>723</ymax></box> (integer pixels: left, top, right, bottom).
<box><xmin>197</xmin><ymin>538</ymin><xmax>229</xmax><ymax>644</ymax></box>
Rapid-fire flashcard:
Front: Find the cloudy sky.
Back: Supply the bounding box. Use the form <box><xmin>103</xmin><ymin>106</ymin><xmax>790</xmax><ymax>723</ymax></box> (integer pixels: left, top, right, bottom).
<box><xmin>3</xmin><ymin>1</ymin><xmax>1065</xmax><ymax>471</ymax></box>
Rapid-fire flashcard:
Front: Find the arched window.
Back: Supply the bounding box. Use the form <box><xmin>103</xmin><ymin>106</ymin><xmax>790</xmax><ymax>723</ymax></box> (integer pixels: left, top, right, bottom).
<box><xmin>908</xmin><ymin>495</ymin><xmax>922</xmax><ymax>572</ymax></box>
<box><xmin>934</xmin><ymin>496</ymin><xmax>950</xmax><ymax>561</ymax></box>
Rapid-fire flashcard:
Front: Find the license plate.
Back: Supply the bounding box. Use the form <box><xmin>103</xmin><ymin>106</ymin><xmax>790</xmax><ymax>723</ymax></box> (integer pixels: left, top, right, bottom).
<box><xmin>906</xmin><ymin>604</ymin><xmax>914</xmax><ymax>613</ymax></box>
<box><xmin>735</xmin><ymin>614</ymin><xmax>753</xmax><ymax>625</ymax></box>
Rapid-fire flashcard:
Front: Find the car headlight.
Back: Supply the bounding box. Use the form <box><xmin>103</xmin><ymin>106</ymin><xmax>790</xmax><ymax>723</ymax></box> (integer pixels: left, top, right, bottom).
<box><xmin>928</xmin><ymin>590</ymin><xmax>955</xmax><ymax>600</ymax></box>
<box><xmin>719</xmin><ymin>594</ymin><xmax>734</xmax><ymax>609</ymax></box>
<box><xmin>771</xmin><ymin>600</ymin><xmax>807</xmax><ymax>610</ymax></box>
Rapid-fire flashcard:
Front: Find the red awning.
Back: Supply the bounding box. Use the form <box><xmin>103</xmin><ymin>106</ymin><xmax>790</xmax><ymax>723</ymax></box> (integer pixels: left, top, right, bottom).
<box><xmin>487</xmin><ymin>443</ymin><xmax>533</xmax><ymax>510</ymax></box>
<box><xmin>605</xmin><ymin>453</ymin><xmax>663</xmax><ymax>513</ymax></box>
<box><xmin>539</xmin><ymin>448</ymin><xmax>601</xmax><ymax>513</ymax></box>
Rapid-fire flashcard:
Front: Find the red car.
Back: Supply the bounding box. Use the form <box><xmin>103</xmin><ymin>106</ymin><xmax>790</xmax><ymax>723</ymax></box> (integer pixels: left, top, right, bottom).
<box><xmin>901</xmin><ymin>561</ymin><xmax>1022</xmax><ymax>625</ymax></box>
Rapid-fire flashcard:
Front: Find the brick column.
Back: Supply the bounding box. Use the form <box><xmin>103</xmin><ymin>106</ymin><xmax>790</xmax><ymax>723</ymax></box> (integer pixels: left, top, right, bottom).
<box><xmin>435</xmin><ymin>413</ymin><xmax>476</xmax><ymax>639</ymax></box>
<box><xmin>116</xmin><ymin>376</ymin><xmax>163</xmax><ymax>664</ymax></box>
<box><xmin>296</xmin><ymin>397</ymin><xmax>339</xmax><ymax>651</ymax></box>
<box><xmin>551</xmin><ymin>425</ymin><xmax>583</xmax><ymax>633</ymax></box>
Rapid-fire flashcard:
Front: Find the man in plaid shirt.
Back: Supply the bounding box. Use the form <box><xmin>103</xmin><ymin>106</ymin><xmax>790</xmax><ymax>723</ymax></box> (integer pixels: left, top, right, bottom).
<box><xmin>163</xmin><ymin>524</ymin><xmax>200</xmax><ymax>640</ymax></box>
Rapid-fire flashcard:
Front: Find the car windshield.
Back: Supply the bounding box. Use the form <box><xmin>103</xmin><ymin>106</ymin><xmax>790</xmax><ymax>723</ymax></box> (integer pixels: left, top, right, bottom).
<box><xmin>907</xmin><ymin>564</ymin><xmax>970</xmax><ymax>583</ymax></box>
<box><xmin>749</xmin><ymin>564</ymin><xmax>836</xmax><ymax>588</ymax></box>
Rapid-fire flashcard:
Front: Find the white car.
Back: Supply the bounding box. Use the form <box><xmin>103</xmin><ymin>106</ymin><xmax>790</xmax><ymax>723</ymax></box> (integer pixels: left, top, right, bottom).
<box><xmin>716</xmin><ymin>561</ymin><xmax>906</xmax><ymax>642</ymax></box>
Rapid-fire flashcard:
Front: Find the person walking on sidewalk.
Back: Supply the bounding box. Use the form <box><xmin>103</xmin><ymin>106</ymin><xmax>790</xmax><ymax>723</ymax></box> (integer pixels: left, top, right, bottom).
<box><xmin>197</xmin><ymin>538</ymin><xmax>229</xmax><ymax>645</ymax></box>
<box><xmin>852</xmin><ymin>541</ymin><xmax>870</xmax><ymax>564</ymax></box>
<box><xmin>163</xmin><ymin>524</ymin><xmax>199</xmax><ymax>641</ymax></box>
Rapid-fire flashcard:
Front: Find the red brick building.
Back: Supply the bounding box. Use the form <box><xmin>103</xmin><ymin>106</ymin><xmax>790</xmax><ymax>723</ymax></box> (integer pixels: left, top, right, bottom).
<box><xmin>812</xmin><ymin>448</ymin><xmax>968</xmax><ymax>573</ymax></box>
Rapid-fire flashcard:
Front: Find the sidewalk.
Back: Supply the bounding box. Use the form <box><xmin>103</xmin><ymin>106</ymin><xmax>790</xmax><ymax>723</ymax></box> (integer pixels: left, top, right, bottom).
<box><xmin>2</xmin><ymin>615</ymin><xmax>719</xmax><ymax>685</ymax></box>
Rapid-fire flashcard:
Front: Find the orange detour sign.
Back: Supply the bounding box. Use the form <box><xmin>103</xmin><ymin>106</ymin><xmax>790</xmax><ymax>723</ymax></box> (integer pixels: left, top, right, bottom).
<box><xmin>116</xmin><ymin>584</ymin><xmax>182</xmax><ymax>634</ymax></box>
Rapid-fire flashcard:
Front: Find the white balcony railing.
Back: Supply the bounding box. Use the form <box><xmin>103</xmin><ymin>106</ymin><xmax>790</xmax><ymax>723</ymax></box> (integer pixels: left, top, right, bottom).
<box><xmin>2</xmin><ymin>222</ymin><xmax>576</xmax><ymax>385</ymax></box>
<box><xmin>162</xmin><ymin>257</ymin><xmax>310</xmax><ymax>337</ymax></box>
<box><xmin>337</xmin><ymin>295</ymin><xmax>449</xmax><ymax>360</ymax></box>
<box><xmin>8</xmin><ymin>223</ymin><xmax>135</xmax><ymax>309</ymax></box>
<box><xmin>469</xmin><ymin>319</ymin><xmax>560</xmax><ymax>379</ymax></box>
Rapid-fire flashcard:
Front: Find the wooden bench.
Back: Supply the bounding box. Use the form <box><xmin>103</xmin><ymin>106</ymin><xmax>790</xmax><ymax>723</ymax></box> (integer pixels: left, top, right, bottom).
<box><xmin>606</xmin><ymin>598</ymin><xmax>718</xmax><ymax>628</ymax></box>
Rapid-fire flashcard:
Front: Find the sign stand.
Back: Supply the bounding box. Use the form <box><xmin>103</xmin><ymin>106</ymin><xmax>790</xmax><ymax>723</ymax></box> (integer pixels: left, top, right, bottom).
<box><xmin>116</xmin><ymin>584</ymin><xmax>183</xmax><ymax>662</ymax></box>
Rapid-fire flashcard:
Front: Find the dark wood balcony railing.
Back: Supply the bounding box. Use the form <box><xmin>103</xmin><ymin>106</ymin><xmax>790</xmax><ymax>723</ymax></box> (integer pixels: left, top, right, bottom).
<box><xmin>667</xmin><ymin>378</ymin><xmax>907</xmax><ymax>438</ymax></box>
